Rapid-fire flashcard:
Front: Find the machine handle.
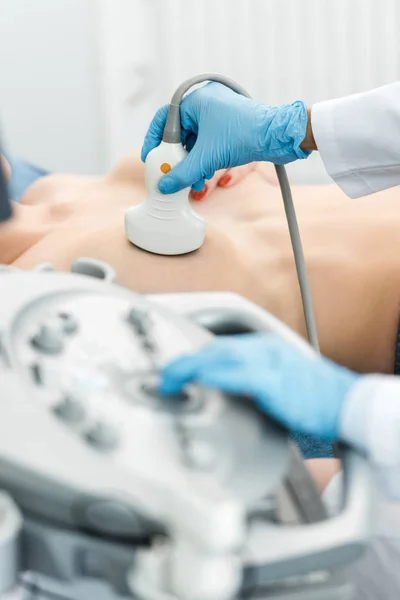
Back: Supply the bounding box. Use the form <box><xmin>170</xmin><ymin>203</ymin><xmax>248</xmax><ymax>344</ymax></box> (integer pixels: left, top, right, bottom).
<box><xmin>242</xmin><ymin>447</ymin><xmax>372</xmax><ymax>586</ymax></box>
<box><xmin>148</xmin><ymin>292</ymin><xmax>373</xmax><ymax>580</ymax></box>
<box><xmin>149</xmin><ymin>292</ymin><xmax>314</xmax><ymax>356</ymax></box>
<box><xmin>0</xmin><ymin>492</ymin><xmax>23</xmax><ymax>594</ymax></box>
<box><xmin>71</xmin><ymin>258</ymin><xmax>116</xmax><ymax>283</ymax></box>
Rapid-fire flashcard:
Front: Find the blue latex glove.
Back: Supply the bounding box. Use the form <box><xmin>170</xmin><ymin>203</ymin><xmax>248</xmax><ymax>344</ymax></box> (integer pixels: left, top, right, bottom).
<box><xmin>160</xmin><ymin>334</ymin><xmax>360</xmax><ymax>441</ymax></box>
<box><xmin>141</xmin><ymin>83</ymin><xmax>311</xmax><ymax>194</ymax></box>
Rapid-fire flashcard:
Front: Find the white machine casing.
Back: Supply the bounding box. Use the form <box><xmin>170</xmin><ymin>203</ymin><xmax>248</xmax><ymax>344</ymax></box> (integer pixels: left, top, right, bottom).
<box><xmin>125</xmin><ymin>142</ymin><xmax>206</xmax><ymax>255</ymax></box>
<box><xmin>0</xmin><ymin>260</ymin><xmax>373</xmax><ymax>600</ymax></box>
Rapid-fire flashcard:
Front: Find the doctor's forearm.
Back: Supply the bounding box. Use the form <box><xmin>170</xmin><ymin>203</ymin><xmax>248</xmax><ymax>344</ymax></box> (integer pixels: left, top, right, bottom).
<box><xmin>300</xmin><ymin>108</ymin><xmax>318</xmax><ymax>152</ymax></box>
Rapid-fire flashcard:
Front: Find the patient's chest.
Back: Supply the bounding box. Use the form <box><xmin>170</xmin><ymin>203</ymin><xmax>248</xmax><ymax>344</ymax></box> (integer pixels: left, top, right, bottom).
<box><xmin>17</xmin><ymin>169</ymin><xmax>287</xmax><ymax>313</ymax></box>
<box><xmin>20</xmin><ymin>165</ymin><xmax>397</xmax><ymax>311</ymax></box>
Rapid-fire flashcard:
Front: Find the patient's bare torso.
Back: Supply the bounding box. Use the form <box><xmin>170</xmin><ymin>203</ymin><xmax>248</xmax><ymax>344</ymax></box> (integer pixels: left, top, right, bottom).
<box><xmin>13</xmin><ymin>153</ymin><xmax>400</xmax><ymax>374</ymax></box>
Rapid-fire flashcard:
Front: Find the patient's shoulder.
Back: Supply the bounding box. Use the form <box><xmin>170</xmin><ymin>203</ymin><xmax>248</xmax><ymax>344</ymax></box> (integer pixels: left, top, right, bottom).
<box><xmin>107</xmin><ymin>151</ymin><xmax>144</xmax><ymax>185</ymax></box>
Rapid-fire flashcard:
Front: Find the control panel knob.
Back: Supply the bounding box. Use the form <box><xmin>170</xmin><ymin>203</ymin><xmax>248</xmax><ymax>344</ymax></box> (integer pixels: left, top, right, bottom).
<box><xmin>84</xmin><ymin>422</ymin><xmax>119</xmax><ymax>451</ymax></box>
<box><xmin>58</xmin><ymin>312</ymin><xmax>79</xmax><ymax>335</ymax></box>
<box><xmin>53</xmin><ymin>396</ymin><xmax>86</xmax><ymax>424</ymax></box>
<box><xmin>141</xmin><ymin>381</ymin><xmax>203</xmax><ymax>414</ymax></box>
<box><xmin>184</xmin><ymin>440</ymin><xmax>216</xmax><ymax>471</ymax></box>
<box><xmin>31</xmin><ymin>363</ymin><xmax>44</xmax><ymax>385</ymax></box>
<box><xmin>127</xmin><ymin>308</ymin><xmax>149</xmax><ymax>336</ymax></box>
<box><xmin>31</xmin><ymin>321</ymin><xmax>64</xmax><ymax>355</ymax></box>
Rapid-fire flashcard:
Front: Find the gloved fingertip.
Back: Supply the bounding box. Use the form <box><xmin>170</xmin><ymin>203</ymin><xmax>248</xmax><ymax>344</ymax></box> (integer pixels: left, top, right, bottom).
<box><xmin>159</xmin><ymin>379</ymin><xmax>183</xmax><ymax>396</ymax></box>
<box><xmin>191</xmin><ymin>179</ymin><xmax>205</xmax><ymax>193</ymax></box>
<box><xmin>142</xmin><ymin>136</ymin><xmax>163</xmax><ymax>163</ymax></box>
<box><xmin>140</xmin><ymin>146</ymin><xmax>148</xmax><ymax>163</ymax></box>
<box><xmin>185</xmin><ymin>132</ymin><xmax>197</xmax><ymax>153</ymax></box>
<box><xmin>159</xmin><ymin>361</ymin><xmax>193</xmax><ymax>394</ymax></box>
<box><xmin>158</xmin><ymin>176</ymin><xmax>178</xmax><ymax>195</ymax></box>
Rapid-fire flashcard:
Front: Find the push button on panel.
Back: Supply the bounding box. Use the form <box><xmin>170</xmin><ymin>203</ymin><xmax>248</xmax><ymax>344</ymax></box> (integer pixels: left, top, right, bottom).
<box><xmin>141</xmin><ymin>381</ymin><xmax>204</xmax><ymax>414</ymax></box>
<box><xmin>84</xmin><ymin>422</ymin><xmax>119</xmax><ymax>451</ymax></box>
<box><xmin>58</xmin><ymin>312</ymin><xmax>79</xmax><ymax>335</ymax></box>
<box><xmin>127</xmin><ymin>308</ymin><xmax>149</xmax><ymax>336</ymax></box>
<box><xmin>53</xmin><ymin>396</ymin><xmax>85</xmax><ymax>424</ymax></box>
<box><xmin>85</xmin><ymin>500</ymin><xmax>141</xmax><ymax>536</ymax></box>
<box><xmin>160</xmin><ymin>163</ymin><xmax>171</xmax><ymax>174</ymax></box>
<box><xmin>73</xmin><ymin>495</ymin><xmax>155</xmax><ymax>540</ymax></box>
<box><xmin>31</xmin><ymin>322</ymin><xmax>64</xmax><ymax>355</ymax></box>
<box><xmin>31</xmin><ymin>362</ymin><xmax>45</xmax><ymax>385</ymax></box>
<box><xmin>183</xmin><ymin>440</ymin><xmax>216</xmax><ymax>471</ymax></box>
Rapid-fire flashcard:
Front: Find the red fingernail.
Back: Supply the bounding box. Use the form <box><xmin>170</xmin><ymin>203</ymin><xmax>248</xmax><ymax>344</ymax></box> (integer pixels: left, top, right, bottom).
<box><xmin>218</xmin><ymin>175</ymin><xmax>232</xmax><ymax>188</ymax></box>
<box><xmin>192</xmin><ymin>185</ymin><xmax>208</xmax><ymax>201</ymax></box>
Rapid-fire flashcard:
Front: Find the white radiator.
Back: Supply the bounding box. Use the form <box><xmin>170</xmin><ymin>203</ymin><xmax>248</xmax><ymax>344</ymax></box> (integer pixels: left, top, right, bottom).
<box><xmin>99</xmin><ymin>0</ymin><xmax>400</xmax><ymax>182</ymax></box>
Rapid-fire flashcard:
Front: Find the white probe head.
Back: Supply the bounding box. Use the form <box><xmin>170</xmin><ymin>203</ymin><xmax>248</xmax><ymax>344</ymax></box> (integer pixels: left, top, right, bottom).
<box><xmin>125</xmin><ymin>142</ymin><xmax>206</xmax><ymax>256</ymax></box>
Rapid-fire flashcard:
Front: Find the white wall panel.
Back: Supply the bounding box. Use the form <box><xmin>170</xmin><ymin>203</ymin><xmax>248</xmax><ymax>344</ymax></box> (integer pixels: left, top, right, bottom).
<box><xmin>1</xmin><ymin>0</ymin><xmax>399</xmax><ymax>182</ymax></box>
<box><xmin>0</xmin><ymin>0</ymin><xmax>105</xmax><ymax>174</ymax></box>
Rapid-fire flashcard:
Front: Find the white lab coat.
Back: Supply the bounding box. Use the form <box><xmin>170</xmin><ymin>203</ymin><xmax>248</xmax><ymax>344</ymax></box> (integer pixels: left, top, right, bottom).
<box><xmin>339</xmin><ymin>375</ymin><xmax>400</xmax><ymax>499</ymax></box>
<box><xmin>323</xmin><ymin>377</ymin><xmax>400</xmax><ymax>598</ymax></box>
<box><xmin>312</xmin><ymin>85</ymin><xmax>400</xmax><ymax>597</ymax></box>
<box><xmin>324</xmin><ymin>378</ymin><xmax>400</xmax><ymax>598</ymax></box>
<box><xmin>313</xmin><ymin>82</ymin><xmax>400</xmax><ymax>199</ymax></box>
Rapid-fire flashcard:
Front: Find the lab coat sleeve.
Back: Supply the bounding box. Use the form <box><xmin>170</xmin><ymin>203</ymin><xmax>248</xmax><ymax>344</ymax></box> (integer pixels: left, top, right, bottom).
<box><xmin>340</xmin><ymin>375</ymin><xmax>400</xmax><ymax>500</ymax></box>
<box><xmin>311</xmin><ymin>83</ymin><xmax>400</xmax><ymax>198</ymax></box>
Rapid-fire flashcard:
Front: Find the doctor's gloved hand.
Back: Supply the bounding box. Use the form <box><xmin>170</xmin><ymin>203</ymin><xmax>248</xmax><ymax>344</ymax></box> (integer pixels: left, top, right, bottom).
<box><xmin>141</xmin><ymin>82</ymin><xmax>311</xmax><ymax>195</ymax></box>
<box><xmin>160</xmin><ymin>334</ymin><xmax>360</xmax><ymax>441</ymax></box>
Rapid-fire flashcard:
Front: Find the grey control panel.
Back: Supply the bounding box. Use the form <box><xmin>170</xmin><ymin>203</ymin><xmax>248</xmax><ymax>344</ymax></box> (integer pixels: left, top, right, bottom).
<box><xmin>12</xmin><ymin>292</ymin><xmax>204</xmax><ymax>456</ymax></box>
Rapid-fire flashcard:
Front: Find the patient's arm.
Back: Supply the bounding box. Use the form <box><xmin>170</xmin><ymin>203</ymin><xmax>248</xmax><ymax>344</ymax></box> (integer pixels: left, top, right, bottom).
<box><xmin>306</xmin><ymin>458</ymin><xmax>341</xmax><ymax>492</ymax></box>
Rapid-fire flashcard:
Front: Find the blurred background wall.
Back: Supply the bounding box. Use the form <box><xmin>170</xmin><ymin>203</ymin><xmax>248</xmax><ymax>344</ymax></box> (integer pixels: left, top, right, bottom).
<box><xmin>0</xmin><ymin>0</ymin><xmax>399</xmax><ymax>182</ymax></box>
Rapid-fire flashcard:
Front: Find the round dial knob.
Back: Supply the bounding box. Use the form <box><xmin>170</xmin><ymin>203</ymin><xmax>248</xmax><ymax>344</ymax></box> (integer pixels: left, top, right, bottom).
<box><xmin>127</xmin><ymin>308</ymin><xmax>150</xmax><ymax>335</ymax></box>
<box><xmin>84</xmin><ymin>422</ymin><xmax>119</xmax><ymax>452</ymax></box>
<box><xmin>58</xmin><ymin>312</ymin><xmax>79</xmax><ymax>335</ymax></box>
<box><xmin>31</xmin><ymin>321</ymin><xmax>64</xmax><ymax>354</ymax></box>
<box><xmin>53</xmin><ymin>396</ymin><xmax>86</xmax><ymax>424</ymax></box>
